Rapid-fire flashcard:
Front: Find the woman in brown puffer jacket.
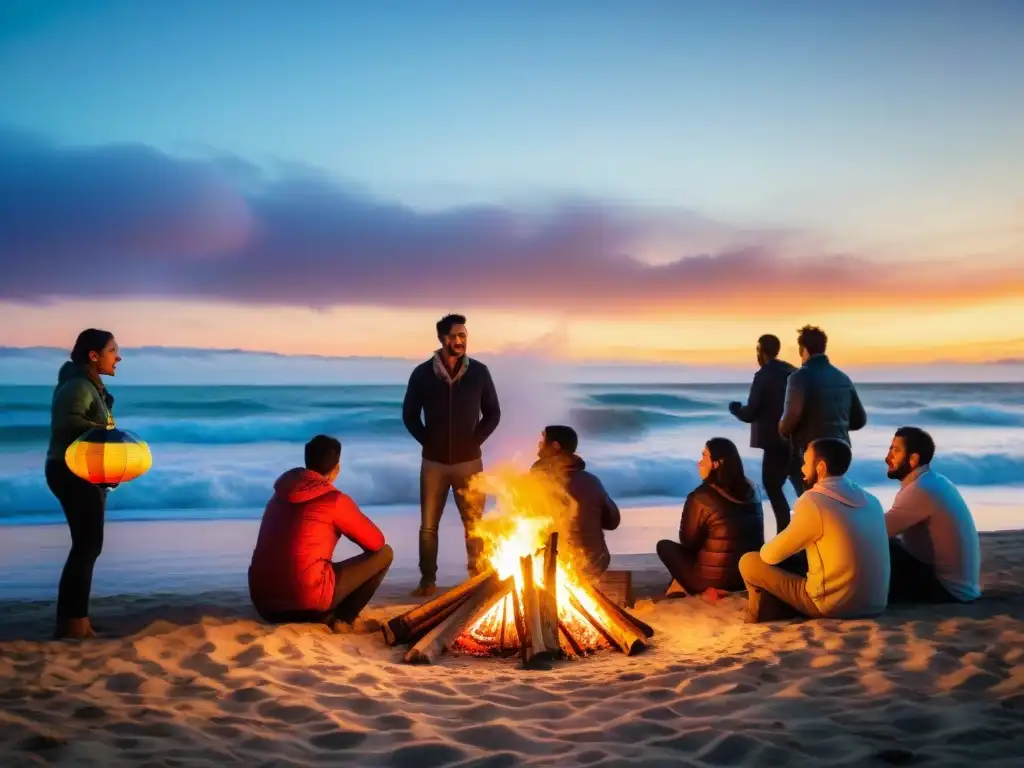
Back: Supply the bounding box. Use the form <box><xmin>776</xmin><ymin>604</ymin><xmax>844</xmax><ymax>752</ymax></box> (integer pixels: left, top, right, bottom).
<box><xmin>657</xmin><ymin>437</ymin><xmax>764</xmax><ymax>601</ymax></box>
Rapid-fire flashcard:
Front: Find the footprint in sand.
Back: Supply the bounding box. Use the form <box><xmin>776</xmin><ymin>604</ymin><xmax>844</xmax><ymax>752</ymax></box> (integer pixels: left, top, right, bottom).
<box><xmin>308</xmin><ymin>728</ymin><xmax>367</xmax><ymax>750</ymax></box>
<box><xmin>388</xmin><ymin>742</ymin><xmax>469</xmax><ymax>768</ymax></box>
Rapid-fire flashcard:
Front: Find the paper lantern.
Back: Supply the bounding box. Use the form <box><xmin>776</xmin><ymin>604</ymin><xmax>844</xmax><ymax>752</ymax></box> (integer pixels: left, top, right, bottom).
<box><xmin>65</xmin><ymin>424</ymin><xmax>152</xmax><ymax>487</ymax></box>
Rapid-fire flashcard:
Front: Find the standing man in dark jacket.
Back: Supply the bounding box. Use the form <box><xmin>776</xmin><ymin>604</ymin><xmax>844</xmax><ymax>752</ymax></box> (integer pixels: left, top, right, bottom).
<box><xmin>729</xmin><ymin>334</ymin><xmax>804</xmax><ymax>532</ymax></box>
<box><xmin>403</xmin><ymin>314</ymin><xmax>501</xmax><ymax>597</ymax></box>
<box><xmin>779</xmin><ymin>325</ymin><xmax>867</xmax><ymax>459</ymax></box>
<box><xmin>531</xmin><ymin>425</ymin><xmax>621</xmax><ymax>578</ymax></box>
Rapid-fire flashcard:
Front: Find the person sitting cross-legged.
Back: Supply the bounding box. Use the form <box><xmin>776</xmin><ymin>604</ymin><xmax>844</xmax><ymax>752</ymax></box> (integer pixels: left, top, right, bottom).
<box><xmin>657</xmin><ymin>438</ymin><xmax>764</xmax><ymax>603</ymax></box>
<box><xmin>248</xmin><ymin>435</ymin><xmax>393</xmax><ymax>633</ymax></box>
<box><xmin>884</xmin><ymin>426</ymin><xmax>981</xmax><ymax>604</ymax></box>
<box><xmin>739</xmin><ymin>438</ymin><xmax>890</xmax><ymax>622</ymax></box>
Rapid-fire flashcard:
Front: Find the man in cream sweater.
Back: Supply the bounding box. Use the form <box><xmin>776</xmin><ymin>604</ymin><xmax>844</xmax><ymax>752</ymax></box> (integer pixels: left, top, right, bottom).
<box><xmin>739</xmin><ymin>438</ymin><xmax>890</xmax><ymax>622</ymax></box>
<box><xmin>883</xmin><ymin>426</ymin><xmax>981</xmax><ymax>603</ymax></box>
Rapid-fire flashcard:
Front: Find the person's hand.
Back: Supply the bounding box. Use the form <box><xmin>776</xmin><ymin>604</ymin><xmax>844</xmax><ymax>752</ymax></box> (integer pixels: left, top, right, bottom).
<box><xmin>728</xmin><ymin>401</ymin><xmax>742</xmax><ymax>415</ymax></box>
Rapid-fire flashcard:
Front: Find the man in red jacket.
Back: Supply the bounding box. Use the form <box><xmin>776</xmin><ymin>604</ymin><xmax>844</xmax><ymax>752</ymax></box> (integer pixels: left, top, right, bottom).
<box><xmin>248</xmin><ymin>435</ymin><xmax>392</xmax><ymax>632</ymax></box>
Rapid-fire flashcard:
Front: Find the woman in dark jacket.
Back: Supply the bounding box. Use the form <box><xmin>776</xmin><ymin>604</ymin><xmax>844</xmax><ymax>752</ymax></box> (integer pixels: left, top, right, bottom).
<box><xmin>46</xmin><ymin>329</ymin><xmax>121</xmax><ymax>639</ymax></box>
<box><xmin>657</xmin><ymin>437</ymin><xmax>764</xmax><ymax>601</ymax></box>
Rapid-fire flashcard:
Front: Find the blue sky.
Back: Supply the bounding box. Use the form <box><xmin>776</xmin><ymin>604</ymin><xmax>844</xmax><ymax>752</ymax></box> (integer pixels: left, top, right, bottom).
<box><xmin>3</xmin><ymin>1</ymin><xmax>1022</xmax><ymax>243</ymax></box>
<box><xmin>1</xmin><ymin>1</ymin><xmax>1022</xmax><ymax>370</ymax></box>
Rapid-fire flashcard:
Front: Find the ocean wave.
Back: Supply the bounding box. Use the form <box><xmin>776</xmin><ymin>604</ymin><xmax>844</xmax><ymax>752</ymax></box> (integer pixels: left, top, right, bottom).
<box><xmin>2</xmin><ymin>448</ymin><xmax>1020</xmax><ymax>523</ymax></box>
<box><xmin>587</xmin><ymin>392</ymin><xmax>717</xmax><ymax>412</ymax></box>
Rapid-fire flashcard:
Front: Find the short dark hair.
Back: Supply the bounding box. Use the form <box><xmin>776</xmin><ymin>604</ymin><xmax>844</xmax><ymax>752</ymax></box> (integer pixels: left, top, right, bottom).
<box><xmin>305</xmin><ymin>434</ymin><xmax>342</xmax><ymax>475</ymax></box>
<box><xmin>809</xmin><ymin>438</ymin><xmax>852</xmax><ymax>476</ymax></box>
<box><xmin>543</xmin><ymin>425</ymin><xmax>578</xmax><ymax>454</ymax></box>
<box><xmin>70</xmin><ymin>328</ymin><xmax>114</xmax><ymax>366</ymax></box>
<box><xmin>894</xmin><ymin>426</ymin><xmax>935</xmax><ymax>465</ymax></box>
<box><xmin>437</xmin><ymin>314</ymin><xmax>467</xmax><ymax>338</ymax></box>
<box><xmin>797</xmin><ymin>325</ymin><xmax>828</xmax><ymax>356</ymax></box>
<box><xmin>757</xmin><ymin>334</ymin><xmax>781</xmax><ymax>358</ymax></box>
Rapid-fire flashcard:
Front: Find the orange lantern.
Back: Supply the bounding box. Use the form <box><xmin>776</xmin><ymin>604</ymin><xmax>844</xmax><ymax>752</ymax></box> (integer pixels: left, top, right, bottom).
<box><xmin>65</xmin><ymin>421</ymin><xmax>152</xmax><ymax>487</ymax></box>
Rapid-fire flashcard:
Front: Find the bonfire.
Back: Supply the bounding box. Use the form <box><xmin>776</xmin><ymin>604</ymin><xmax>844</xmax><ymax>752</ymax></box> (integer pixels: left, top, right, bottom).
<box><xmin>382</xmin><ymin>467</ymin><xmax>654</xmax><ymax>666</ymax></box>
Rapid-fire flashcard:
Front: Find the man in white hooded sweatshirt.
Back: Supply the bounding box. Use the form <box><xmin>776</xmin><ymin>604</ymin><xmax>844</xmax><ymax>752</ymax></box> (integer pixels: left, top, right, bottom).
<box><xmin>739</xmin><ymin>438</ymin><xmax>890</xmax><ymax>622</ymax></box>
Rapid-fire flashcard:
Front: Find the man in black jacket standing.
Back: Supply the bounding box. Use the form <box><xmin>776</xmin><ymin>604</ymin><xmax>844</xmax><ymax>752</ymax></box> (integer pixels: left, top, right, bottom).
<box><xmin>403</xmin><ymin>314</ymin><xmax>501</xmax><ymax>597</ymax></box>
<box><xmin>778</xmin><ymin>324</ymin><xmax>867</xmax><ymax>460</ymax></box>
<box><xmin>729</xmin><ymin>334</ymin><xmax>803</xmax><ymax>533</ymax></box>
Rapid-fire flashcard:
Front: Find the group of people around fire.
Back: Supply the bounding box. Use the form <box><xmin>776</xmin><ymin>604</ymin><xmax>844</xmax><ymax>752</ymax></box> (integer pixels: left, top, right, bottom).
<box><xmin>46</xmin><ymin>318</ymin><xmax>980</xmax><ymax>640</ymax></box>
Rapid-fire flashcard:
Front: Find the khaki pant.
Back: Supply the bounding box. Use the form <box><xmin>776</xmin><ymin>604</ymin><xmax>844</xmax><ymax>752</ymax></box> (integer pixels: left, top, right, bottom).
<box><xmin>738</xmin><ymin>551</ymin><xmax>823</xmax><ymax>622</ymax></box>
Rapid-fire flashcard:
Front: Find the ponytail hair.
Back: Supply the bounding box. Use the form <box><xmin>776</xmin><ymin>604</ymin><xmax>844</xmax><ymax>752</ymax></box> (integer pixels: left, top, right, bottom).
<box><xmin>70</xmin><ymin>329</ymin><xmax>114</xmax><ymax>366</ymax></box>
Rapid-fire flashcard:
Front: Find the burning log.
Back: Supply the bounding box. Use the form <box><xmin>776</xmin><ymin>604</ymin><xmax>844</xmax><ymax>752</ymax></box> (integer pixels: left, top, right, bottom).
<box><xmin>519</xmin><ymin>554</ymin><xmax>558</xmax><ymax>667</ymax></box>
<box><xmin>558</xmin><ymin>620</ymin><xmax>584</xmax><ymax>659</ymax></box>
<box><xmin>383</xmin><ymin>567</ymin><xmax>495</xmax><ymax>646</ymax></box>
<box><xmin>538</xmin><ymin>533</ymin><xmax>561</xmax><ymax>652</ymax></box>
<box><xmin>568</xmin><ymin>589</ymin><xmax>646</xmax><ymax>657</ymax></box>
<box><xmin>586</xmin><ymin>582</ymin><xmax>655</xmax><ymax>640</ymax></box>
<box><xmin>405</xmin><ymin>574</ymin><xmax>510</xmax><ymax>664</ymax></box>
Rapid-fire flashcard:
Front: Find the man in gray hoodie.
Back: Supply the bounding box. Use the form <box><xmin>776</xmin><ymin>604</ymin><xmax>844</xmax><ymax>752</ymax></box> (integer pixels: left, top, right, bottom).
<box><xmin>739</xmin><ymin>438</ymin><xmax>890</xmax><ymax>622</ymax></box>
<box><xmin>531</xmin><ymin>425</ymin><xmax>621</xmax><ymax>578</ymax></box>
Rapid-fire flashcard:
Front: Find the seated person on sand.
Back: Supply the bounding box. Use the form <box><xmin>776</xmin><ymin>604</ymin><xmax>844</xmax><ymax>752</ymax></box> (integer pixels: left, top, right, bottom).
<box><xmin>883</xmin><ymin>426</ymin><xmax>981</xmax><ymax>604</ymax></box>
<box><xmin>739</xmin><ymin>438</ymin><xmax>890</xmax><ymax>622</ymax></box>
<box><xmin>657</xmin><ymin>438</ymin><xmax>764</xmax><ymax>603</ymax></box>
<box><xmin>248</xmin><ymin>435</ymin><xmax>393</xmax><ymax>633</ymax></box>
<box><xmin>531</xmin><ymin>425</ymin><xmax>621</xmax><ymax>578</ymax></box>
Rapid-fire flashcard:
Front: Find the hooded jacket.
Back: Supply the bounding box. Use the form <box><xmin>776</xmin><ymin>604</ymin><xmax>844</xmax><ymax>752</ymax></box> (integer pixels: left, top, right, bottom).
<box><xmin>761</xmin><ymin>475</ymin><xmax>890</xmax><ymax>617</ymax></box>
<box><xmin>402</xmin><ymin>352</ymin><xmax>501</xmax><ymax>465</ymax></box>
<box><xmin>531</xmin><ymin>453</ymin><xmax>620</xmax><ymax>577</ymax></box>
<box><xmin>47</xmin><ymin>361</ymin><xmax>114</xmax><ymax>463</ymax></box>
<box><xmin>678</xmin><ymin>481</ymin><xmax>764</xmax><ymax>590</ymax></box>
<box><xmin>248</xmin><ymin>468</ymin><xmax>385</xmax><ymax>615</ymax></box>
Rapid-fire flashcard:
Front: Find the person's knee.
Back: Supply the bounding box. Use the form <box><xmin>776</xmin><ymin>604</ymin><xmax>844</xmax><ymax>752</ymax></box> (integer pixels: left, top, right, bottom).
<box><xmin>655</xmin><ymin>539</ymin><xmax>674</xmax><ymax>560</ymax></box>
<box><xmin>376</xmin><ymin>544</ymin><xmax>394</xmax><ymax>567</ymax></box>
<box><xmin>738</xmin><ymin>551</ymin><xmax>762</xmax><ymax>581</ymax></box>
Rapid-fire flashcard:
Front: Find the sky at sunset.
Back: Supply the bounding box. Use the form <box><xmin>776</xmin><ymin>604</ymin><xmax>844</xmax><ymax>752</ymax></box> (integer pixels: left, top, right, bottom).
<box><xmin>1</xmin><ymin>1</ymin><xmax>1022</xmax><ymax>373</ymax></box>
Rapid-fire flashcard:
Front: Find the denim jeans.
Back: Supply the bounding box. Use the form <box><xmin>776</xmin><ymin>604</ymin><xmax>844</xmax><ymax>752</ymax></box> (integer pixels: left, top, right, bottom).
<box><xmin>419</xmin><ymin>458</ymin><xmax>485</xmax><ymax>586</ymax></box>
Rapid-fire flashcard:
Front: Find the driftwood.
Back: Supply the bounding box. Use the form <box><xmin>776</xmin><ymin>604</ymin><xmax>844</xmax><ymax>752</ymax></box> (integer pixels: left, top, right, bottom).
<box><xmin>383</xmin><ymin>568</ymin><xmax>495</xmax><ymax>645</ymax></box>
<box><xmin>518</xmin><ymin>555</ymin><xmax>553</xmax><ymax>667</ymax></box>
<box><xmin>588</xmin><ymin>583</ymin><xmax>655</xmax><ymax>639</ymax></box>
<box><xmin>568</xmin><ymin>590</ymin><xmax>646</xmax><ymax>657</ymax></box>
<box><xmin>405</xmin><ymin>574</ymin><xmax>509</xmax><ymax>664</ymax></box>
<box><xmin>538</xmin><ymin>533</ymin><xmax>561</xmax><ymax>652</ymax></box>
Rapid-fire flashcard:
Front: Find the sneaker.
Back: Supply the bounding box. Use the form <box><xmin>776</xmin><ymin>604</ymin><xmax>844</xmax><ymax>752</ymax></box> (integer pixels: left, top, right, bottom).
<box><xmin>411</xmin><ymin>583</ymin><xmax>436</xmax><ymax>598</ymax></box>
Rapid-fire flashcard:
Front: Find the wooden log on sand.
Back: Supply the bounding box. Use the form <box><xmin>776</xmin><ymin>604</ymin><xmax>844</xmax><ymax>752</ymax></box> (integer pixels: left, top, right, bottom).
<box><xmin>538</xmin><ymin>533</ymin><xmax>561</xmax><ymax>652</ymax></box>
<box><xmin>568</xmin><ymin>590</ymin><xmax>646</xmax><ymax>657</ymax></box>
<box><xmin>519</xmin><ymin>555</ymin><xmax>556</xmax><ymax>668</ymax></box>
<box><xmin>558</xmin><ymin>620</ymin><xmax>584</xmax><ymax>659</ymax></box>
<box><xmin>405</xmin><ymin>575</ymin><xmax>510</xmax><ymax>664</ymax></box>
<box><xmin>585</xmin><ymin>583</ymin><xmax>655</xmax><ymax>640</ymax></box>
<box><xmin>383</xmin><ymin>568</ymin><xmax>495</xmax><ymax>645</ymax></box>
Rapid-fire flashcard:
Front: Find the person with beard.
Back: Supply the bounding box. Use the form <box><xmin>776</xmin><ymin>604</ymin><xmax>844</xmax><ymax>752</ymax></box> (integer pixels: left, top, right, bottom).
<box><xmin>883</xmin><ymin>426</ymin><xmax>981</xmax><ymax>604</ymax></box>
<box><xmin>403</xmin><ymin>314</ymin><xmax>501</xmax><ymax>597</ymax></box>
<box><xmin>778</xmin><ymin>325</ymin><xmax>868</xmax><ymax>459</ymax></box>
<box><xmin>728</xmin><ymin>334</ymin><xmax>804</xmax><ymax>533</ymax></box>
<box><xmin>657</xmin><ymin>438</ymin><xmax>764</xmax><ymax>603</ymax></box>
<box><xmin>531</xmin><ymin>425</ymin><xmax>621</xmax><ymax>578</ymax></box>
<box><xmin>738</xmin><ymin>438</ymin><xmax>890</xmax><ymax>622</ymax></box>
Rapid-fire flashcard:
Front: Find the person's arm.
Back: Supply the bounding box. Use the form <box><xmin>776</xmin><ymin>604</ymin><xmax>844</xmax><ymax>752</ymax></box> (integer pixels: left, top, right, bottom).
<box><xmin>599</xmin><ymin>480</ymin><xmax>621</xmax><ymax>531</ymax></box>
<box><xmin>778</xmin><ymin>374</ymin><xmax>804</xmax><ymax>438</ymax></box>
<box><xmin>474</xmin><ymin>366</ymin><xmax>501</xmax><ymax>444</ymax></box>
<box><xmin>729</xmin><ymin>371</ymin><xmax>764</xmax><ymax>424</ymax></box>
<box><xmin>53</xmin><ymin>380</ymin><xmax>104</xmax><ymax>433</ymax></box>
<box><xmin>885</xmin><ymin>485</ymin><xmax>930</xmax><ymax>537</ymax></box>
<box><xmin>401</xmin><ymin>369</ymin><xmax>427</xmax><ymax>445</ymax></box>
<box><xmin>678</xmin><ymin>494</ymin><xmax>706</xmax><ymax>553</ymax></box>
<box><xmin>334</xmin><ymin>493</ymin><xmax>386</xmax><ymax>553</ymax></box>
<box><xmin>760</xmin><ymin>497</ymin><xmax>822</xmax><ymax>564</ymax></box>
<box><xmin>849</xmin><ymin>385</ymin><xmax>867</xmax><ymax>432</ymax></box>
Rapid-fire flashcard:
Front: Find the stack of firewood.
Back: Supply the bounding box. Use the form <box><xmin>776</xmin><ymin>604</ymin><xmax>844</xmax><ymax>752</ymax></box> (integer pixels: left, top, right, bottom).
<box><xmin>382</xmin><ymin>533</ymin><xmax>654</xmax><ymax>667</ymax></box>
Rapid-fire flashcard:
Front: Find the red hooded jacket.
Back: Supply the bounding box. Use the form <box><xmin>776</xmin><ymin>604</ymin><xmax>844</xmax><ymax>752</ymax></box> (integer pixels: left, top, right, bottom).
<box><xmin>248</xmin><ymin>467</ymin><xmax>385</xmax><ymax>615</ymax></box>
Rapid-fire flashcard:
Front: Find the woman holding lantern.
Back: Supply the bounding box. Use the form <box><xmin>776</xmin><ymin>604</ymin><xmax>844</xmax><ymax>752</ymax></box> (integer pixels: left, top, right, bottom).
<box><xmin>45</xmin><ymin>328</ymin><xmax>121</xmax><ymax>640</ymax></box>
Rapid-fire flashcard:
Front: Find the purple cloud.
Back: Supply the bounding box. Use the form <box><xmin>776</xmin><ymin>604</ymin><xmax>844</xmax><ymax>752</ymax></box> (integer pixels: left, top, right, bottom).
<box><xmin>1</xmin><ymin>127</ymin><xmax>1019</xmax><ymax>313</ymax></box>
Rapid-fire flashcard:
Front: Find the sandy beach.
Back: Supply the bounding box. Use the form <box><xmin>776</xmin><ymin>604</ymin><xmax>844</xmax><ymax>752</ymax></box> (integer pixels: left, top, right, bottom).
<box><xmin>1</xmin><ymin>531</ymin><xmax>1022</xmax><ymax>767</ymax></box>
